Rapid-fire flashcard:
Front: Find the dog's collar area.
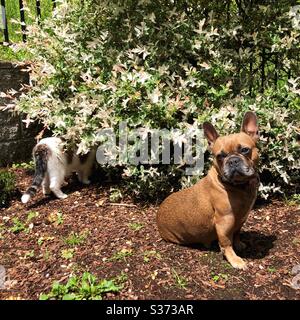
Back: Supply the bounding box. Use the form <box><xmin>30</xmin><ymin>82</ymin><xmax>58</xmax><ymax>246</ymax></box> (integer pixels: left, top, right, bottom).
<box><xmin>220</xmin><ymin>174</ymin><xmax>259</xmax><ymax>188</ymax></box>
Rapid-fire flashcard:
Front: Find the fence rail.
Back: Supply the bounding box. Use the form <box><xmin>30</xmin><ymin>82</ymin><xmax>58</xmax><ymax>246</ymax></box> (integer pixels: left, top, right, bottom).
<box><xmin>0</xmin><ymin>0</ymin><xmax>56</xmax><ymax>44</ymax></box>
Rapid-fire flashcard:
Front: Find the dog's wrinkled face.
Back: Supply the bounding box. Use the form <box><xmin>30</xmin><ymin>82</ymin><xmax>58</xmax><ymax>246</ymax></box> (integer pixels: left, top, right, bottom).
<box><xmin>203</xmin><ymin>112</ymin><xmax>259</xmax><ymax>185</ymax></box>
<box><xmin>212</xmin><ymin>133</ymin><xmax>258</xmax><ymax>184</ymax></box>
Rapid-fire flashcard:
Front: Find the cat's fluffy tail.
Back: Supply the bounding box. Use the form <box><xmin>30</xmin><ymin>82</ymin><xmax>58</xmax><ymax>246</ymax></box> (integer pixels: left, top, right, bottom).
<box><xmin>21</xmin><ymin>144</ymin><xmax>50</xmax><ymax>204</ymax></box>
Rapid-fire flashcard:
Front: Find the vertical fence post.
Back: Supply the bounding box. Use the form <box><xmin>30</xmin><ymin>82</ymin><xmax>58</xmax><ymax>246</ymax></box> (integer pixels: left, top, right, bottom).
<box><xmin>1</xmin><ymin>0</ymin><xmax>9</xmax><ymax>43</ymax></box>
<box><xmin>19</xmin><ymin>0</ymin><xmax>26</xmax><ymax>42</ymax></box>
<box><xmin>36</xmin><ymin>0</ymin><xmax>41</xmax><ymax>24</ymax></box>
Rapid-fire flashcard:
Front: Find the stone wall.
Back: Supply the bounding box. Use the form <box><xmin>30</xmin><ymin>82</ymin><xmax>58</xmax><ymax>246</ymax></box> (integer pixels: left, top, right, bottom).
<box><xmin>0</xmin><ymin>62</ymin><xmax>39</xmax><ymax>167</ymax></box>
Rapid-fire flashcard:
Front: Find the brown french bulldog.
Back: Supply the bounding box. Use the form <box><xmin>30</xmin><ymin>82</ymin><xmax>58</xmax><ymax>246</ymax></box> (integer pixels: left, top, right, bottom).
<box><xmin>157</xmin><ymin>112</ymin><xmax>260</xmax><ymax>270</ymax></box>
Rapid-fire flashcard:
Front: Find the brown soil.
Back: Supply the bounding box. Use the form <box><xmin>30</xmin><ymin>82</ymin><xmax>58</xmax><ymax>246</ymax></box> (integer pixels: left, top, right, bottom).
<box><xmin>0</xmin><ymin>169</ymin><xmax>299</xmax><ymax>300</ymax></box>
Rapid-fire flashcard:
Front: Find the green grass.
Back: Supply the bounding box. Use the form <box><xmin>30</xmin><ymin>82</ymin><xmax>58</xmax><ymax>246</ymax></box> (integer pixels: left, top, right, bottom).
<box><xmin>0</xmin><ymin>0</ymin><xmax>53</xmax><ymax>61</ymax></box>
<box><xmin>1</xmin><ymin>0</ymin><xmax>53</xmax><ymax>43</ymax></box>
<box><xmin>171</xmin><ymin>268</ymin><xmax>188</xmax><ymax>289</ymax></box>
<box><xmin>0</xmin><ymin>45</ymin><xmax>31</xmax><ymax>61</ymax></box>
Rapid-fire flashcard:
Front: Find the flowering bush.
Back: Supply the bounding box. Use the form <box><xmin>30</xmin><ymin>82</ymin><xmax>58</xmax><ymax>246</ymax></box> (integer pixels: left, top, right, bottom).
<box><xmin>13</xmin><ymin>0</ymin><xmax>300</xmax><ymax>198</ymax></box>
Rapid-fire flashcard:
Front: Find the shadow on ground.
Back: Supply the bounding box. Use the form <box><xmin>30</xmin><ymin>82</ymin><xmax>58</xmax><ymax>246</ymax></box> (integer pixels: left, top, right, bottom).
<box><xmin>181</xmin><ymin>231</ymin><xmax>276</xmax><ymax>261</ymax></box>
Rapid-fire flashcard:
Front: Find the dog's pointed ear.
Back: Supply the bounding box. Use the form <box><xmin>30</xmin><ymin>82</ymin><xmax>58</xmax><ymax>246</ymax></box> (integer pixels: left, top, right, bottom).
<box><xmin>241</xmin><ymin>111</ymin><xmax>259</xmax><ymax>142</ymax></box>
<box><xmin>203</xmin><ymin>122</ymin><xmax>219</xmax><ymax>146</ymax></box>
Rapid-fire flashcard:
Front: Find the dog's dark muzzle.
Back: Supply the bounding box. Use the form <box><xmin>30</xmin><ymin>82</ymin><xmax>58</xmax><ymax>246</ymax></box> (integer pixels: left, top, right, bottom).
<box><xmin>227</xmin><ymin>156</ymin><xmax>242</xmax><ymax>169</ymax></box>
<box><xmin>223</xmin><ymin>156</ymin><xmax>255</xmax><ymax>182</ymax></box>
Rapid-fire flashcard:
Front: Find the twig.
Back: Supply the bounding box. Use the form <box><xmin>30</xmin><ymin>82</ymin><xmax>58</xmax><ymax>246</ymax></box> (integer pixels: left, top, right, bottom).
<box><xmin>108</xmin><ymin>203</ymin><xmax>137</xmax><ymax>208</ymax></box>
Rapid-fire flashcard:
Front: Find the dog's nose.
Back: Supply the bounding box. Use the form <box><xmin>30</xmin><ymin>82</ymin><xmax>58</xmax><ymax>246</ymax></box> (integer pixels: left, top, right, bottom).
<box><xmin>228</xmin><ymin>156</ymin><xmax>241</xmax><ymax>168</ymax></box>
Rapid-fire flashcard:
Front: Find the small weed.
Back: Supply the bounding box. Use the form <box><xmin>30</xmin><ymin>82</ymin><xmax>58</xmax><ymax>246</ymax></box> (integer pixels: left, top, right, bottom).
<box><xmin>284</xmin><ymin>194</ymin><xmax>300</xmax><ymax>206</ymax></box>
<box><xmin>114</xmin><ymin>272</ymin><xmax>128</xmax><ymax>286</ymax></box>
<box><xmin>56</xmin><ymin>211</ymin><xmax>64</xmax><ymax>225</ymax></box>
<box><xmin>109</xmin><ymin>188</ymin><xmax>123</xmax><ymax>203</ymax></box>
<box><xmin>0</xmin><ymin>224</ymin><xmax>6</xmax><ymax>239</ymax></box>
<box><xmin>64</xmin><ymin>231</ymin><xmax>89</xmax><ymax>247</ymax></box>
<box><xmin>172</xmin><ymin>269</ymin><xmax>188</xmax><ymax>289</ymax></box>
<box><xmin>267</xmin><ymin>267</ymin><xmax>277</xmax><ymax>273</ymax></box>
<box><xmin>143</xmin><ymin>250</ymin><xmax>161</xmax><ymax>263</ymax></box>
<box><xmin>108</xmin><ymin>249</ymin><xmax>133</xmax><ymax>262</ymax></box>
<box><xmin>222</xmin><ymin>262</ymin><xmax>233</xmax><ymax>270</ymax></box>
<box><xmin>10</xmin><ymin>218</ymin><xmax>26</xmax><ymax>234</ymax></box>
<box><xmin>39</xmin><ymin>272</ymin><xmax>122</xmax><ymax>300</ymax></box>
<box><xmin>211</xmin><ymin>273</ymin><xmax>229</xmax><ymax>283</ymax></box>
<box><xmin>48</xmin><ymin>211</ymin><xmax>64</xmax><ymax>226</ymax></box>
<box><xmin>9</xmin><ymin>213</ymin><xmax>38</xmax><ymax>234</ymax></box>
<box><xmin>24</xmin><ymin>250</ymin><xmax>35</xmax><ymax>259</ymax></box>
<box><xmin>128</xmin><ymin>222</ymin><xmax>144</xmax><ymax>231</ymax></box>
<box><xmin>43</xmin><ymin>249</ymin><xmax>52</xmax><ymax>261</ymax></box>
<box><xmin>27</xmin><ymin>211</ymin><xmax>39</xmax><ymax>222</ymax></box>
<box><xmin>61</xmin><ymin>248</ymin><xmax>75</xmax><ymax>260</ymax></box>
<box><xmin>37</xmin><ymin>236</ymin><xmax>55</xmax><ymax>246</ymax></box>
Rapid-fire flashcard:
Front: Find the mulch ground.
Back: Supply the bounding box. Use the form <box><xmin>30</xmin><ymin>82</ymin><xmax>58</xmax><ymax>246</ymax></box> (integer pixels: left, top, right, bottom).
<box><xmin>0</xmin><ymin>168</ymin><xmax>299</xmax><ymax>300</ymax></box>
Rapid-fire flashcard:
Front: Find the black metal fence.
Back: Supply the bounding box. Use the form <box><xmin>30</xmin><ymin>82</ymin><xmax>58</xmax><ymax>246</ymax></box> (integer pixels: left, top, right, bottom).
<box><xmin>0</xmin><ymin>0</ymin><xmax>56</xmax><ymax>43</ymax></box>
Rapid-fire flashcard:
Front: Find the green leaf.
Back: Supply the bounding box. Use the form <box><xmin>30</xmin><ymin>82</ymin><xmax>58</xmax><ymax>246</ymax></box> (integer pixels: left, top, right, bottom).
<box><xmin>39</xmin><ymin>294</ymin><xmax>50</xmax><ymax>300</ymax></box>
<box><xmin>62</xmin><ymin>293</ymin><xmax>77</xmax><ymax>300</ymax></box>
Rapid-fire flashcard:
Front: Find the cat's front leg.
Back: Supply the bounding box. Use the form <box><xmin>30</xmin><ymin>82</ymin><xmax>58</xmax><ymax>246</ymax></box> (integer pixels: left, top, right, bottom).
<box><xmin>49</xmin><ymin>178</ymin><xmax>68</xmax><ymax>200</ymax></box>
<box><xmin>51</xmin><ymin>187</ymin><xmax>68</xmax><ymax>199</ymax></box>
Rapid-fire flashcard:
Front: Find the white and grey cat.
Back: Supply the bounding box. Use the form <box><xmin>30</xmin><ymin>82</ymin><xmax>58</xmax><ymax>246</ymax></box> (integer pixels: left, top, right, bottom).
<box><xmin>21</xmin><ymin>137</ymin><xmax>95</xmax><ymax>204</ymax></box>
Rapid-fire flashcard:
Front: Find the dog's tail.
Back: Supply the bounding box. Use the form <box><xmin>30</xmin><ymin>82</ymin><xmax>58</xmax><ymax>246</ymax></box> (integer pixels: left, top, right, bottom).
<box><xmin>21</xmin><ymin>144</ymin><xmax>50</xmax><ymax>204</ymax></box>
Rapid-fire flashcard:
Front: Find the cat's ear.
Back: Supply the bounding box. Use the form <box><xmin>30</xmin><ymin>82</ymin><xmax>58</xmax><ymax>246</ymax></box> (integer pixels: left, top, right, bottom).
<box><xmin>203</xmin><ymin>122</ymin><xmax>219</xmax><ymax>147</ymax></box>
<box><xmin>241</xmin><ymin>111</ymin><xmax>259</xmax><ymax>142</ymax></box>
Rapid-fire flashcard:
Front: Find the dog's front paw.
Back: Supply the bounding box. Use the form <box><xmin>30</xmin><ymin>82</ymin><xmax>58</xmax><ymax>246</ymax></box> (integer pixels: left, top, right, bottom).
<box><xmin>230</xmin><ymin>257</ymin><xmax>248</xmax><ymax>270</ymax></box>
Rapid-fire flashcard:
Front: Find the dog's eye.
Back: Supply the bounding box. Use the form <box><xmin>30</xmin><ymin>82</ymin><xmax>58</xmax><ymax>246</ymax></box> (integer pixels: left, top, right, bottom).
<box><xmin>240</xmin><ymin>147</ymin><xmax>250</xmax><ymax>155</ymax></box>
<box><xmin>216</xmin><ymin>151</ymin><xmax>227</xmax><ymax>160</ymax></box>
